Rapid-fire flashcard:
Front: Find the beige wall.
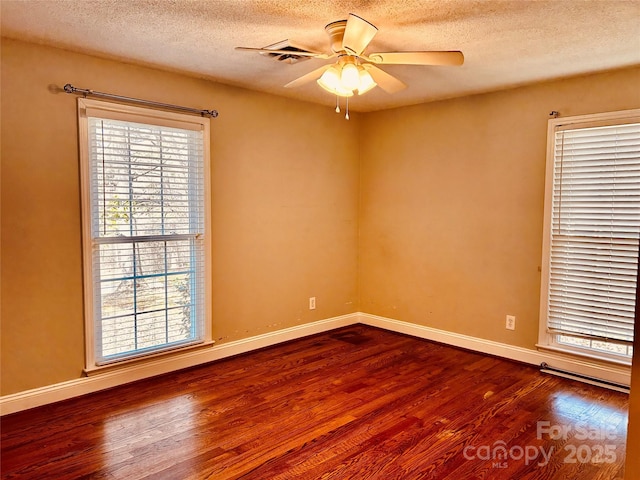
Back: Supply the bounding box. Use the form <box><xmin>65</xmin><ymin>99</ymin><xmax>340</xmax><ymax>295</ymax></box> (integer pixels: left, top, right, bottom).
<box><xmin>2</xmin><ymin>37</ymin><xmax>640</xmax><ymax>400</ymax></box>
<box><xmin>0</xmin><ymin>39</ymin><xmax>360</xmax><ymax>395</ymax></box>
<box><xmin>359</xmin><ymin>68</ymin><xmax>640</xmax><ymax>348</ymax></box>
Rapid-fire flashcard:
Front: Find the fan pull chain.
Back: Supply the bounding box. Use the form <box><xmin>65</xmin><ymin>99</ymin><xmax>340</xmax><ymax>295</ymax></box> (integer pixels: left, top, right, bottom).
<box><xmin>345</xmin><ymin>96</ymin><xmax>350</xmax><ymax>120</ymax></box>
<box><xmin>335</xmin><ymin>95</ymin><xmax>340</xmax><ymax>113</ymax></box>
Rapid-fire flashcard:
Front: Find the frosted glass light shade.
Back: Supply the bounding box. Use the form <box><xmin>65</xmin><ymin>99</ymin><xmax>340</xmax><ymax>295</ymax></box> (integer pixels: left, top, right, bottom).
<box><xmin>318</xmin><ymin>65</ymin><xmax>341</xmax><ymax>91</ymax></box>
<box><xmin>341</xmin><ymin>63</ymin><xmax>360</xmax><ymax>90</ymax></box>
<box><xmin>357</xmin><ymin>68</ymin><xmax>377</xmax><ymax>94</ymax></box>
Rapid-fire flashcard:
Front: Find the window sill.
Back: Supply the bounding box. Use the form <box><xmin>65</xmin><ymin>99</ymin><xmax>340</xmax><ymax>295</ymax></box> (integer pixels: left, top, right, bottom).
<box><xmin>84</xmin><ymin>340</ymin><xmax>215</xmax><ymax>376</ymax></box>
<box><xmin>535</xmin><ymin>343</ymin><xmax>632</xmax><ymax>368</ymax></box>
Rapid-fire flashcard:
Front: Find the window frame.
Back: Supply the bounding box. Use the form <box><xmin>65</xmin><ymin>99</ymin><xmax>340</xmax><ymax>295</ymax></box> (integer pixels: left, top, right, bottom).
<box><xmin>78</xmin><ymin>98</ymin><xmax>213</xmax><ymax>372</ymax></box>
<box><xmin>538</xmin><ymin>108</ymin><xmax>640</xmax><ymax>366</ymax></box>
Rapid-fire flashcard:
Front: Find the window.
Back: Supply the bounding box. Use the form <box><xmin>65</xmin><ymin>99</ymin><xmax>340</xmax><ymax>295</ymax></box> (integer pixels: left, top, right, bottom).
<box><xmin>78</xmin><ymin>99</ymin><xmax>211</xmax><ymax>369</ymax></box>
<box><xmin>539</xmin><ymin>109</ymin><xmax>640</xmax><ymax>364</ymax></box>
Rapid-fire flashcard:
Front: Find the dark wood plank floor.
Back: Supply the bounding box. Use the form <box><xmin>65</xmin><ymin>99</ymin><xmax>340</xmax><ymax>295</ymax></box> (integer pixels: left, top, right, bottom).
<box><xmin>1</xmin><ymin>325</ymin><xmax>629</xmax><ymax>479</ymax></box>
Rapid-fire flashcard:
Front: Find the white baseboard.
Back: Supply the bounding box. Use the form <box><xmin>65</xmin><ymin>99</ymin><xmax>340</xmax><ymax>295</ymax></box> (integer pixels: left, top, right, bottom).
<box><xmin>358</xmin><ymin>313</ymin><xmax>631</xmax><ymax>388</ymax></box>
<box><xmin>0</xmin><ymin>313</ymin><xmax>358</xmax><ymax>416</ymax></box>
<box><xmin>2</xmin><ymin>312</ymin><xmax>630</xmax><ymax>415</ymax></box>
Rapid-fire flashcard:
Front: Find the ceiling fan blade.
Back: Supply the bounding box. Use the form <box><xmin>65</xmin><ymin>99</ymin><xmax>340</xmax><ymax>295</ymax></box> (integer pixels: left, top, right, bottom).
<box><xmin>235</xmin><ymin>47</ymin><xmax>332</xmax><ymax>59</ymax></box>
<box><xmin>362</xmin><ymin>64</ymin><xmax>406</xmax><ymax>93</ymax></box>
<box><xmin>342</xmin><ymin>13</ymin><xmax>378</xmax><ymax>56</ymax></box>
<box><xmin>367</xmin><ymin>51</ymin><xmax>464</xmax><ymax>66</ymax></box>
<box><xmin>284</xmin><ymin>65</ymin><xmax>332</xmax><ymax>88</ymax></box>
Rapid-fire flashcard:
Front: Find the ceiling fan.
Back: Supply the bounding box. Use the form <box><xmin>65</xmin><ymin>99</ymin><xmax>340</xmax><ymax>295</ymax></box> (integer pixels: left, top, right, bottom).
<box><xmin>236</xmin><ymin>13</ymin><xmax>464</xmax><ymax>117</ymax></box>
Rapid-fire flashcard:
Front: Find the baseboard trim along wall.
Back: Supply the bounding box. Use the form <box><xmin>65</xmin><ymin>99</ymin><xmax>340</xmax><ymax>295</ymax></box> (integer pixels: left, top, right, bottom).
<box><xmin>1</xmin><ymin>312</ymin><xmax>631</xmax><ymax>415</ymax></box>
<box><xmin>358</xmin><ymin>313</ymin><xmax>631</xmax><ymax>388</ymax></box>
<box><xmin>0</xmin><ymin>314</ymin><xmax>358</xmax><ymax>416</ymax></box>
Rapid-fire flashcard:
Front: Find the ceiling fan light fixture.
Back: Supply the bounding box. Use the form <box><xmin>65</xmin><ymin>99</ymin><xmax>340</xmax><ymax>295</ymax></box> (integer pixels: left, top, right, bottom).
<box><xmin>317</xmin><ymin>65</ymin><xmax>354</xmax><ymax>97</ymax></box>
<box><xmin>318</xmin><ymin>56</ymin><xmax>376</xmax><ymax>98</ymax></box>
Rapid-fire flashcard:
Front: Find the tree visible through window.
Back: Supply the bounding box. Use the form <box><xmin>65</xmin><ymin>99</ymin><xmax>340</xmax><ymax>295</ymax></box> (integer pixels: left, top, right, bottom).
<box><xmin>79</xmin><ymin>100</ymin><xmax>211</xmax><ymax>367</ymax></box>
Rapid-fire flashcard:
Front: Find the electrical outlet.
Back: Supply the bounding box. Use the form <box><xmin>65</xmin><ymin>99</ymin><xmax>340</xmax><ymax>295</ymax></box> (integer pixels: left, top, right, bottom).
<box><xmin>506</xmin><ymin>315</ymin><xmax>516</xmax><ymax>330</ymax></box>
<box><xmin>309</xmin><ymin>297</ymin><xmax>316</xmax><ymax>310</ymax></box>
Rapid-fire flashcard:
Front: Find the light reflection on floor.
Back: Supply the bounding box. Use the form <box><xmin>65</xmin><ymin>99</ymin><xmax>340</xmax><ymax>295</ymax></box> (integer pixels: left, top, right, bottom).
<box><xmin>549</xmin><ymin>391</ymin><xmax>628</xmax><ymax>440</ymax></box>
<box><xmin>101</xmin><ymin>394</ymin><xmax>197</xmax><ymax>477</ymax></box>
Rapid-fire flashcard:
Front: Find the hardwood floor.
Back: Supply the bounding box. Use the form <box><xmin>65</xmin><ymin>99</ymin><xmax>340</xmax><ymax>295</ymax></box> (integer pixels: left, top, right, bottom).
<box><xmin>1</xmin><ymin>325</ymin><xmax>629</xmax><ymax>479</ymax></box>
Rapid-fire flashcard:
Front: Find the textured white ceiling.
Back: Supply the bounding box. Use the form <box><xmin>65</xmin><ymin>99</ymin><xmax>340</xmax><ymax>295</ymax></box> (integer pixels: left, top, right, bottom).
<box><xmin>1</xmin><ymin>0</ymin><xmax>639</xmax><ymax>112</ymax></box>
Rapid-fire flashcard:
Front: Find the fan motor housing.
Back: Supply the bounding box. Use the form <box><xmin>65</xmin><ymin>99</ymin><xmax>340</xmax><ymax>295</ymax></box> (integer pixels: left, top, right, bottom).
<box><xmin>325</xmin><ymin>20</ymin><xmax>348</xmax><ymax>53</ymax></box>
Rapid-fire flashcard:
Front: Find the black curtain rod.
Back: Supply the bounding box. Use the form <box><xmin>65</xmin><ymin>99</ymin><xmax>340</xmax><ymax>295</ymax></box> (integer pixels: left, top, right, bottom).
<box><xmin>63</xmin><ymin>84</ymin><xmax>219</xmax><ymax>118</ymax></box>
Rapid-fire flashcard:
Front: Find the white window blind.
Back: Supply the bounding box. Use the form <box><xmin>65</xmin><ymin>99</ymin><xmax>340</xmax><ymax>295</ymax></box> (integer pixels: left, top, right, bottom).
<box><xmin>80</xmin><ymin>100</ymin><xmax>210</xmax><ymax>366</ymax></box>
<box><xmin>546</xmin><ymin>121</ymin><xmax>640</xmax><ymax>345</ymax></box>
